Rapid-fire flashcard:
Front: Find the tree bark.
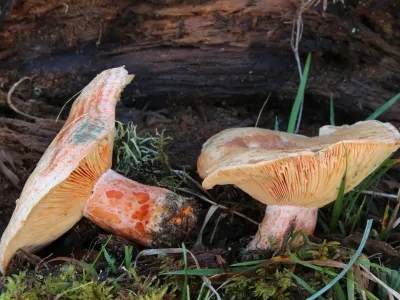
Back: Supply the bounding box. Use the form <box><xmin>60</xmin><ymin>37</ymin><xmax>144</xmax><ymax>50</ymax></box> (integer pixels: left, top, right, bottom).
<box><xmin>0</xmin><ymin>0</ymin><xmax>400</xmax><ymax>121</ymax></box>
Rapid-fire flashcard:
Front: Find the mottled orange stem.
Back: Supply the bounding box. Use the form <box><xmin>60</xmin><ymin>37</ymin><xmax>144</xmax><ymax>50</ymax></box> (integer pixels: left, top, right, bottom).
<box><xmin>83</xmin><ymin>169</ymin><xmax>197</xmax><ymax>247</ymax></box>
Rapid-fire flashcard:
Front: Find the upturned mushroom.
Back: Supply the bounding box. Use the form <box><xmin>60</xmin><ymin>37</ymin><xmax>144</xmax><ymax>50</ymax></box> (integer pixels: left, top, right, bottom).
<box><xmin>0</xmin><ymin>66</ymin><xmax>197</xmax><ymax>274</ymax></box>
<box><xmin>197</xmin><ymin>121</ymin><xmax>400</xmax><ymax>252</ymax></box>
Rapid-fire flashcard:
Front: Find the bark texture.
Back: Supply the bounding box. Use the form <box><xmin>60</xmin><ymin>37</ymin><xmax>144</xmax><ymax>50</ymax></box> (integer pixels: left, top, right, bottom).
<box><xmin>0</xmin><ymin>0</ymin><xmax>399</xmax><ymax>120</ymax></box>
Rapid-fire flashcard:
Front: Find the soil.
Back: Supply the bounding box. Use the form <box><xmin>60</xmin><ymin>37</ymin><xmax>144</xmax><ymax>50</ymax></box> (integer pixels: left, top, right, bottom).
<box><xmin>1</xmin><ymin>86</ymin><xmax>400</xmax><ymax>277</ymax></box>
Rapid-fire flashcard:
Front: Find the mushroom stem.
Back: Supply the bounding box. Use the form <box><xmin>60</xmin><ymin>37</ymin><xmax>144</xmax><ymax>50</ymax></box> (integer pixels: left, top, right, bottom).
<box><xmin>83</xmin><ymin>169</ymin><xmax>197</xmax><ymax>247</ymax></box>
<box><xmin>246</xmin><ymin>205</ymin><xmax>318</xmax><ymax>252</ymax></box>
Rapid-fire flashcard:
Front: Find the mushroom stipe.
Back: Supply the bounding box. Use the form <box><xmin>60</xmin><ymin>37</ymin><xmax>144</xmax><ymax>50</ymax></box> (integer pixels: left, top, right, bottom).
<box><xmin>84</xmin><ymin>169</ymin><xmax>197</xmax><ymax>248</ymax></box>
<box><xmin>0</xmin><ymin>66</ymin><xmax>197</xmax><ymax>274</ymax></box>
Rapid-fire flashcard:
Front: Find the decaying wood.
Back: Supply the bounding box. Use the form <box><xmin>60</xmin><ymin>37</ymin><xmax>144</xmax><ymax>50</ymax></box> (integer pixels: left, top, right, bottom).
<box><xmin>0</xmin><ymin>118</ymin><xmax>62</xmax><ymax>187</ymax></box>
<box><xmin>0</xmin><ymin>116</ymin><xmax>63</xmax><ymax>232</ymax></box>
<box><xmin>0</xmin><ymin>0</ymin><xmax>400</xmax><ymax>121</ymax></box>
<box><xmin>0</xmin><ymin>149</ymin><xmax>19</xmax><ymax>188</ymax></box>
<box><xmin>0</xmin><ymin>0</ymin><xmax>13</xmax><ymax>25</ymax></box>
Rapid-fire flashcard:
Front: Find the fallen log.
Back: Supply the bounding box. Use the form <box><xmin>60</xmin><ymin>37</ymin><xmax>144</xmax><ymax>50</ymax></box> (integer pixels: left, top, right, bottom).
<box><xmin>0</xmin><ymin>0</ymin><xmax>399</xmax><ymax>121</ymax></box>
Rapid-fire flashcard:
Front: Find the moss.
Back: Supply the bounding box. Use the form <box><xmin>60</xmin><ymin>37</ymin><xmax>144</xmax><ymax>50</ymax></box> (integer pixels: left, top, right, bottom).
<box><xmin>0</xmin><ymin>262</ymin><xmax>180</xmax><ymax>300</ymax></box>
<box><xmin>0</xmin><ymin>267</ymin><xmax>115</xmax><ymax>300</ymax></box>
<box><xmin>112</xmin><ymin>122</ymin><xmax>181</xmax><ymax>188</ymax></box>
<box><xmin>252</xmin><ymin>269</ymin><xmax>294</xmax><ymax>300</ymax></box>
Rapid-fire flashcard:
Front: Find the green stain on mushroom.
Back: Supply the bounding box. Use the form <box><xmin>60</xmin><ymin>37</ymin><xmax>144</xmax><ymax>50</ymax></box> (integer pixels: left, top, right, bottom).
<box><xmin>71</xmin><ymin>119</ymin><xmax>106</xmax><ymax>145</ymax></box>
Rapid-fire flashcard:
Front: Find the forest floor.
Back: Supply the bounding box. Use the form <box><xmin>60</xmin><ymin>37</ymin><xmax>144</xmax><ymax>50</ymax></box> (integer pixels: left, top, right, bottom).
<box><xmin>0</xmin><ymin>85</ymin><xmax>400</xmax><ymax>299</ymax></box>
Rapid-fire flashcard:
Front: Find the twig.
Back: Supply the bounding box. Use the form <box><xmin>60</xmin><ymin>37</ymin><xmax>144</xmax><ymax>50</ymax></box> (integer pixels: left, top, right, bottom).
<box><xmin>291</xmin><ymin>0</ymin><xmax>306</xmax><ymax>133</ymax></box>
<box><xmin>291</xmin><ymin>0</ymin><xmax>340</xmax><ymax>133</ymax></box>
<box><xmin>360</xmin><ymin>190</ymin><xmax>398</xmax><ymax>200</ymax></box>
<box><xmin>172</xmin><ymin>169</ymin><xmax>258</xmax><ymax>224</ymax></box>
<box><xmin>176</xmin><ymin>187</ymin><xmax>258</xmax><ymax>225</ymax></box>
<box><xmin>393</xmin><ymin>217</ymin><xmax>400</xmax><ymax>229</ymax></box>
<box><xmin>34</xmin><ymin>253</ymin><xmax>53</xmax><ymax>272</ymax></box>
<box><xmin>386</xmin><ymin>189</ymin><xmax>400</xmax><ymax>231</ymax></box>
<box><xmin>96</xmin><ymin>22</ymin><xmax>103</xmax><ymax>47</ymax></box>
<box><xmin>56</xmin><ymin>88</ymin><xmax>84</xmax><ymax>122</ymax></box>
<box><xmin>291</xmin><ymin>1</ymin><xmax>305</xmax><ymax>80</ymax></box>
<box><xmin>316</xmin><ymin>0</ymin><xmax>345</xmax><ymax>11</ymax></box>
<box><xmin>255</xmin><ymin>93</ymin><xmax>271</xmax><ymax>127</ymax></box>
<box><xmin>6</xmin><ymin>77</ymin><xmax>38</xmax><ymax>120</ymax></box>
<box><xmin>358</xmin><ymin>264</ymin><xmax>400</xmax><ymax>300</ymax></box>
<box><xmin>17</xmin><ymin>249</ymin><xmax>49</xmax><ymax>269</ymax></box>
<box><xmin>62</xmin><ymin>3</ymin><xmax>69</xmax><ymax>13</ymax></box>
<box><xmin>210</xmin><ymin>212</ymin><xmax>228</xmax><ymax>243</ymax></box>
<box><xmin>291</xmin><ymin>0</ymin><xmax>336</xmax><ymax>133</ymax></box>
<box><xmin>173</xmin><ymin>169</ymin><xmax>216</xmax><ymax>201</ymax></box>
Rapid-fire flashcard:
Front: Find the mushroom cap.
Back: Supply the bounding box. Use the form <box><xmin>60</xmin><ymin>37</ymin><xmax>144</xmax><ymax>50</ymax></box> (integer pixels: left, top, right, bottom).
<box><xmin>197</xmin><ymin>120</ymin><xmax>400</xmax><ymax>208</ymax></box>
<box><xmin>0</xmin><ymin>66</ymin><xmax>134</xmax><ymax>273</ymax></box>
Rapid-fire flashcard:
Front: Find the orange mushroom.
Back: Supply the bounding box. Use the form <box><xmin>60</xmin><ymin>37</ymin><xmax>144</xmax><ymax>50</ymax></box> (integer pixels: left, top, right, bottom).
<box><xmin>197</xmin><ymin>121</ymin><xmax>400</xmax><ymax>253</ymax></box>
<box><xmin>0</xmin><ymin>66</ymin><xmax>196</xmax><ymax>274</ymax></box>
<box><xmin>84</xmin><ymin>169</ymin><xmax>196</xmax><ymax>247</ymax></box>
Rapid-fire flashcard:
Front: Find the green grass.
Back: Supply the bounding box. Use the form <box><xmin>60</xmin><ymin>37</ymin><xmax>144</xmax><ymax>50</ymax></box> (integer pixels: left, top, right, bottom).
<box><xmin>2</xmin><ymin>233</ymin><xmax>399</xmax><ymax>299</ymax></box>
<box><xmin>318</xmin><ymin>93</ymin><xmax>400</xmax><ymax>237</ymax></box>
<box><xmin>264</xmin><ymin>53</ymin><xmax>400</xmax><ymax>299</ymax></box>
<box><xmin>329</xmin><ymin>93</ymin><xmax>335</xmax><ymax>126</ymax></box>
<box><xmin>328</xmin><ymin>143</ymin><xmax>348</xmax><ymax>233</ymax></box>
<box><xmin>287</xmin><ymin>53</ymin><xmax>312</xmax><ymax>134</ymax></box>
<box><xmin>159</xmin><ymin>221</ymin><xmax>400</xmax><ymax>299</ymax></box>
<box><xmin>366</xmin><ymin>93</ymin><xmax>400</xmax><ymax>121</ymax></box>
<box><xmin>161</xmin><ymin>221</ymin><xmax>400</xmax><ymax>299</ymax></box>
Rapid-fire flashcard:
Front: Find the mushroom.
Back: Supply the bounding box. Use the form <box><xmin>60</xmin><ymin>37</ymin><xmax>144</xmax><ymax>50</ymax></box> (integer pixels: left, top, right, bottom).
<box><xmin>197</xmin><ymin>120</ymin><xmax>400</xmax><ymax>253</ymax></box>
<box><xmin>84</xmin><ymin>169</ymin><xmax>196</xmax><ymax>247</ymax></box>
<box><xmin>0</xmin><ymin>66</ymin><xmax>197</xmax><ymax>274</ymax></box>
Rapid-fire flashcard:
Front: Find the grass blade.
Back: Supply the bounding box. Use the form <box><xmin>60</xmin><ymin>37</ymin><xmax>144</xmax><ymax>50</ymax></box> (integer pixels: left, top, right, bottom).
<box><xmin>366</xmin><ymin>93</ymin><xmax>400</xmax><ymax>120</ymax></box>
<box><xmin>380</xmin><ymin>190</ymin><xmax>400</xmax><ymax>241</ymax></box>
<box><xmin>194</xmin><ymin>204</ymin><xmax>219</xmax><ymax>248</ymax></box>
<box><xmin>181</xmin><ymin>243</ymin><xmax>190</xmax><ymax>300</ymax></box>
<box><xmin>330</xmin><ymin>93</ymin><xmax>335</xmax><ymax>125</ymax></box>
<box><xmin>290</xmin><ymin>272</ymin><xmax>324</xmax><ymax>300</ymax></box>
<box><xmin>333</xmin><ymin>282</ymin><xmax>346</xmax><ymax>300</ymax></box>
<box><xmin>350</xmin><ymin>197</ymin><xmax>366</xmax><ymax>234</ymax></box>
<box><xmin>101</xmin><ymin>245</ymin><xmax>117</xmax><ymax>273</ymax></box>
<box><xmin>124</xmin><ymin>245</ymin><xmax>133</xmax><ymax>269</ymax></box>
<box><xmin>287</xmin><ymin>53</ymin><xmax>312</xmax><ymax>133</ymax></box>
<box><xmin>307</xmin><ymin>219</ymin><xmax>374</xmax><ymax>300</ymax></box>
<box><xmin>231</xmin><ymin>260</ymin><xmax>267</xmax><ymax>267</ymax></box>
<box><xmin>163</xmin><ymin>268</ymin><xmax>225</xmax><ymax>276</ymax></box>
<box><xmin>347</xmin><ymin>270</ymin><xmax>355</xmax><ymax>300</ymax></box>
<box><xmin>329</xmin><ymin>143</ymin><xmax>348</xmax><ymax>232</ymax></box>
<box><xmin>359</xmin><ymin>264</ymin><xmax>400</xmax><ymax>299</ymax></box>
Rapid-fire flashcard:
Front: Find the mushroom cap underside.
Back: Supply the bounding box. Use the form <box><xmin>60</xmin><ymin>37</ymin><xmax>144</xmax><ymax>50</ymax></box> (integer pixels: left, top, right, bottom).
<box><xmin>198</xmin><ymin>120</ymin><xmax>400</xmax><ymax>208</ymax></box>
<box><xmin>0</xmin><ymin>116</ymin><xmax>113</xmax><ymax>273</ymax></box>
